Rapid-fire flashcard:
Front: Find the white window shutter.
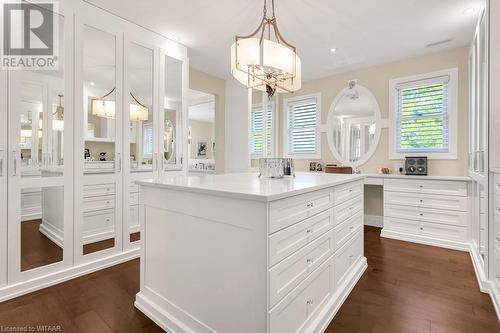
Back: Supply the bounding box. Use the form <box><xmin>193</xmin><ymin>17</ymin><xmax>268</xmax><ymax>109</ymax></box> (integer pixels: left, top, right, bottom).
<box><xmin>287</xmin><ymin>97</ymin><xmax>318</xmax><ymax>156</ymax></box>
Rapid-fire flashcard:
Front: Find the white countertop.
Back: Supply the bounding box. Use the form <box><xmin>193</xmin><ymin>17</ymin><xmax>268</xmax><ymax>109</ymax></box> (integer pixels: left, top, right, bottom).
<box><xmin>363</xmin><ymin>173</ymin><xmax>471</xmax><ymax>181</ymax></box>
<box><xmin>137</xmin><ymin>172</ymin><xmax>364</xmax><ymax>202</ymax></box>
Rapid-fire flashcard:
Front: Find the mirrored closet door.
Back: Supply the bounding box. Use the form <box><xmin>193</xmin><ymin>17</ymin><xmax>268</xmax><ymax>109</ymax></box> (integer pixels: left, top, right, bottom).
<box><xmin>0</xmin><ymin>70</ymin><xmax>7</xmax><ymax>287</ymax></box>
<box><xmin>75</xmin><ymin>8</ymin><xmax>124</xmax><ymax>259</ymax></box>
<box><xmin>7</xmin><ymin>7</ymin><xmax>74</xmax><ymax>283</ymax></box>
<box><xmin>123</xmin><ymin>31</ymin><xmax>158</xmax><ymax>248</ymax></box>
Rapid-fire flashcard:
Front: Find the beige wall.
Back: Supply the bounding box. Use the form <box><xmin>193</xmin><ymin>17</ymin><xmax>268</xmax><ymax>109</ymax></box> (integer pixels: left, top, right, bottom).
<box><xmin>277</xmin><ymin>47</ymin><xmax>469</xmax><ymax>178</ymax></box>
<box><xmin>188</xmin><ymin>119</ymin><xmax>215</xmax><ymax>159</ymax></box>
<box><xmin>189</xmin><ymin>68</ymin><xmax>226</xmax><ymax>173</ymax></box>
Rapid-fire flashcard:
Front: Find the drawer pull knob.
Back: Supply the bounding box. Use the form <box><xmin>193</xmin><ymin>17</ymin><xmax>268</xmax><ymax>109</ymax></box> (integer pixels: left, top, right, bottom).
<box><xmin>106</xmin><ymin>218</ymin><xmax>110</xmax><ymax>222</ymax></box>
<box><xmin>419</xmin><ymin>213</ymin><xmax>423</xmax><ymax>216</ymax></box>
<box><xmin>349</xmin><ymin>189</ymin><xmax>353</xmax><ymax>192</ymax></box>
<box><xmin>106</xmin><ymin>201</ymin><xmax>110</xmax><ymax>204</ymax></box>
<box><xmin>306</xmin><ymin>229</ymin><xmax>313</xmax><ymax>234</ymax></box>
<box><xmin>420</xmin><ymin>200</ymin><xmax>423</xmax><ymax>203</ymax></box>
<box><xmin>306</xmin><ymin>258</ymin><xmax>314</xmax><ymax>264</ymax></box>
<box><xmin>306</xmin><ymin>300</ymin><xmax>314</xmax><ymax>305</ymax></box>
<box><xmin>420</xmin><ymin>227</ymin><xmax>423</xmax><ymax>230</ymax></box>
<box><xmin>349</xmin><ymin>226</ymin><xmax>354</xmax><ymax>230</ymax></box>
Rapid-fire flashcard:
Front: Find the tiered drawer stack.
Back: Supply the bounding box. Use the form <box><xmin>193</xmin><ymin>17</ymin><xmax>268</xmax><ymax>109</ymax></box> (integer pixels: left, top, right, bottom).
<box><xmin>383</xmin><ymin>179</ymin><xmax>470</xmax><ymax>247</ymax></box>
<box><xmin>130</xmin><ymin>181</ymin><xmax>140</xmax><ymax>234</ymax></box>
<box><xmin>267</xmin><ymin>180</ymin><xmax>364</xmax><ymax>333</ymax></box>
<box><xmin>82</xmin><ymin>183</ymin><xmax>116</xmax><ymax>244</ymax></box>
<box><xmin>494</xmin><ymin>174</ymin><xmax>500</xmax><ymax>290</ymax></box>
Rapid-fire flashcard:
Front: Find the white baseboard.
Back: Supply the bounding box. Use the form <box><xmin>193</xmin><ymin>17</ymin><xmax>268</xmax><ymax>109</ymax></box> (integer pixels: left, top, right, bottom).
<box><xmin>82</xmin><ymin>229</ymin><xmax>115</xmax><ymax>245</ymax></box>
<box><xmin>0</xmin><ymin>249</ymin><xmax>140</xmax><ymax>303</ymax></box>
<box><xmin>39</xmin><ymin>220</ymin><xmax>64</xmax><ymax>248</ymax></box>
<box><xmin>380</xmin><ymin>229</ymin><xmax>469</xmax><ymax>252</ymax></box>
<box><xmin>364</xmin><ymin>214</ymin><xmax>383</xmax><ymax>228</ymax></box>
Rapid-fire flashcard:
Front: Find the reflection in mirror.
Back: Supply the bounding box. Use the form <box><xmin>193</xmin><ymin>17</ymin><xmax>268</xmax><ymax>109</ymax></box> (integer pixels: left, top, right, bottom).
<box><xmin>15</xmin><ymin>12</ymin><xmax>65</xmax><ymax>178</ymax></box>
<box><xmin>163</xmin><ymin>56</ymin><xmax>183</xmax><ymax>170</ymax></box>
<box><xmin>82</xmin><ymin>26</ymin><xmax>117</xmax><ymax>255</ymax></box>
<box><xmin>188</xmin><ymin>90</ymin><xmax>215</xmax><ymax>173</ymax></box>
<box><xmin>21</xmin><ymin>186</ymin><xmax>64</xmax><ymax>271</ymax></box>
<box><xmin>251</xmin><ymin>91</ymin><xmax>274</xmax><ymax>158</ymax></box>
<box><xmin>327</xmin><ymin>80</ymin><xmax>380</xmax><ymax>166</ymax></box>
<box><xmin>129</xmin><ymin>43</ymin><xmax>154</xmax><ymax>173</ymax></box>
<box><xmin>83</xmin><ymin>25</ymin><xmax>116</xmax><ymax>174</ymax></box>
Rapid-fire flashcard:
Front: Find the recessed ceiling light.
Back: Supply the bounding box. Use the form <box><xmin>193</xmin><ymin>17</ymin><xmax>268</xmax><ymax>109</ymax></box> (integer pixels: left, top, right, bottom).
<box><xmin>463</xmin><ymin>7</ymin><xmax>475</xmax><ymax>15</ymax></box>
<box><xmin>89</xmin><ymin>82</ymin><xmax>95</xmax><ymax>86</ymax></box>
<box><xmin>330</xmin><ymin>48</ymin><xmax>337</xmax><ymax>53</ymax></box>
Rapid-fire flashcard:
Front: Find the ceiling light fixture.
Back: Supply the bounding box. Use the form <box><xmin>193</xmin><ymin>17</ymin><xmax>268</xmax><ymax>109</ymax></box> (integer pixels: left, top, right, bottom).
<box><xmin>230</xmin><ymin>0</ymin><xmax>301</xmax><ymax>96</ymax></box>
<box><xmin>330</xmin><ymin>48</ymin><xmax>337</xmax><ymax>53</ymax></box>
<box><xmin>91</xmin><ymin>88</ymin><xmax>149</xmax><ymax>121</ymax></box>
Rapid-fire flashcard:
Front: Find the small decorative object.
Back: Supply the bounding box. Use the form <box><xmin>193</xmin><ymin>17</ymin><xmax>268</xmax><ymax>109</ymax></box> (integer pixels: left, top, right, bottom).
<box><xmin>197</xmin><ymin>141</ymin><xmax>207</xmax><ymax>158</ymax></box>
<box><xmin>404</xmin><ymin>156</ymin><xmax>427</xmax><ymax>176</ymax></box>
<box><xmin>379</xmin><ymin>167</ymin><xmax>392</xmax><ymax>174</ymax></box>
<box><xmin>84</xmin><ymin>148</ymin><xmax>90</xmax><ymax>160</ymax></box>
<box><xmin>316</xmin><ymin>163</ymin><xmax>323</xmax><ymax>172</ymax></box>
<box><xmin>325</xmin><ymin>165</ymin><xmax>353</xmax><ymax>174</ymax></box>
<box><xmin>309</xmin><ymin>162</ymin><xmax>317</xmax><ymax>172</ymax></box>
<box><xmin>99</xmin><ymin>152</ymin><xmax>107</xmax><ymax>161</ymax></box>
<box><xmin>259</xmin><ymin>158</ymin><xmax>295</xmax><ymax>178</ymax></box>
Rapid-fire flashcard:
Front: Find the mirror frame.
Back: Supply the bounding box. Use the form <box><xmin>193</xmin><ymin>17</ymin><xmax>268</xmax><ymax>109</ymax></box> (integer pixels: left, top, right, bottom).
<box><xmin>326</xmin><ymin>84</ymin><xmax>382</xmax><ymax>168</ymax></box>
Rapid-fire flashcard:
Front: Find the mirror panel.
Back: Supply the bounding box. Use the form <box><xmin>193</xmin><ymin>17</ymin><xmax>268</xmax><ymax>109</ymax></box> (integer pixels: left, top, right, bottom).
<box><xmin>327</xmin><ymin>82</ymin><xmax>380</xmax><ymax>166</ymax></box>
<box><xmin>129</xmin><ymin>43</ymin><xmax>154</xmax><ymax>173</ymax></box>
<box><xmin>21</xmin><ymin>185</ymin><xmax>64</xmax><ymax>272</ymax></box>
<box><xmin>83</xmin><ymin>25</ymin><xmax>117</xmax><ymax>174</ymax></box>
<box><xmin>82</xmin><ymin>25</ymin><xmax>117</xmax><ymax>255</ymax></box>
<box><xmin>188</xmin><ymin>89</ymin><xmax>215</xmax><ymax>173</ymax></box>
<box><xmin>163</xmin><ymin>55</ymin><xmax>183</xmax><ymax>170</ymax></box>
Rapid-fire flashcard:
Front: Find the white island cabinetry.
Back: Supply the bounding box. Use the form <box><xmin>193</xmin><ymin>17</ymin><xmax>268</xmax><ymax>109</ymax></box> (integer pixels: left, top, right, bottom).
<box><xmin>135</xmin><ymin>173</ymin><xmax>367</xmax><ymax>333</ymax></box>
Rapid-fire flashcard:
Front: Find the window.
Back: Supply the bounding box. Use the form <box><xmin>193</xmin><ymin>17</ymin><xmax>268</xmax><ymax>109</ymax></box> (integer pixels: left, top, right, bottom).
<box><xmin>143</xmin><ymin>123</ymin><xmax>153</xmax><ymax>157</ymax></box>
<box><xmin>389</xmin><ymin>68</ymin><xmax>457</xmax><ymax>159</ymax></box>
<box><xmin>284</xmin><ymin>94</ymin><xmax>321</xmax><ymax>159</ymax></box>
<box><xmin>250</xmin><ymin>103</ymin><xmax>273</xmax><ymax>157</ymax></box>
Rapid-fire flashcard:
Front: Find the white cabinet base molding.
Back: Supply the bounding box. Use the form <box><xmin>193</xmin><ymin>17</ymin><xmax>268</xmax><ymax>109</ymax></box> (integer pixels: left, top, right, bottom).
<box><xmin>136</xmin><ymin>173</ymin><xmax>366</xmax><ymax>333</ymax></box>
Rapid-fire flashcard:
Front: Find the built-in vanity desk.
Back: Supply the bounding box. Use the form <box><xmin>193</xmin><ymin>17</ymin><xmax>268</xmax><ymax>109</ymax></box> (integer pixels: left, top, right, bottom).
<box><xmin>135</xmin><ymin>172</ymin><xmax>366</xmax><ymax>333</ymax></box>
<box><xmin>364</xmin><ymin>174</ymin><xmax>472</xmax><ymax>251</ymax></box>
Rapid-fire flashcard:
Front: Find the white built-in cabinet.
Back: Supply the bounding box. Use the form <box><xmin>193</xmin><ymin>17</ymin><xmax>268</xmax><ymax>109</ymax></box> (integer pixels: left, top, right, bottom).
<box><xmin>0</xmin><ymin>0</ymin><xmax>188</xmax><ymax>300</ymax></box>
<box><xmin>469</xmin><ymin>5</ymin><xmax>490</xmax><ymax>282</ymax></box>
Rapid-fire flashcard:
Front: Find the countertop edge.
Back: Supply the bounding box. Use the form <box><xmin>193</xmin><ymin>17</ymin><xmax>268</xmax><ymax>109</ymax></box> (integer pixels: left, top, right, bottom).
<box><xmin>137</xmin><ymin>174</ymin><xmax>365</xmax><ymax>202</ymax></box>
<box><xmin>363</xmin><ymin>173</ymin><xmax>472</xmax><ymax>181</ymax></box>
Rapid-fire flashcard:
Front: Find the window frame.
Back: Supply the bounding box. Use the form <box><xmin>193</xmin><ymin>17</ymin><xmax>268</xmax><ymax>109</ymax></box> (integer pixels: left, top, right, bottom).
<box><xmin>142</xmin><ymin>122</ymin><xmax>153</xmax><ymax>158</ymax></box>
<box><xmin>249</xmin><ymin>101</ymin><xmax>276</xmax><ymax>159</ymax></box>
<box><xmin>388</xmin><ymin>68</ymin><xmax>458</xmax><ymax>160</ymax></box>
<box><xmin>283</xmin><ymin>93</ymin><xmax>322</xmax><ymax>160</ymax></box>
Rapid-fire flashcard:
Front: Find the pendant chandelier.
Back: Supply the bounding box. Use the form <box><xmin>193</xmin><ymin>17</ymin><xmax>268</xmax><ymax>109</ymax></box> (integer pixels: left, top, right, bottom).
<box><xmin>230</xmin><ymin>0</ymin><xmax>301</xmax><ymax>95</ymax></box>
<box><xmin>91</xmin><ymin>88</ymin><xmax>149</xmax><ymax>121</ymax></box>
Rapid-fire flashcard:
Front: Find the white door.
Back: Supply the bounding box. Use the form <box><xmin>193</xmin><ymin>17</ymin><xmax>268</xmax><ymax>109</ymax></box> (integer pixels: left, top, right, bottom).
<box><xmin>160</xmin><ymin>49</ymin><xmax>188</xmax><ymax>175</ymax></box>
<box><xmin>123</xmin><ymin>28</ymin><xmax>159</xmax><ymax>248</ymax></box>
<box><xmin>74</xmin><ymin>4</ymin><xmax>124</xmax><ymax>261</ymax></box>
<box><xmin>0</xmin><ymin>68</ymin><xmax>7</xmax><ymax>287</ymax></box>
<box><xmin>7</xmin><ymin>7</ymin><xmax>74</xmax><ymax>283</ymax></box>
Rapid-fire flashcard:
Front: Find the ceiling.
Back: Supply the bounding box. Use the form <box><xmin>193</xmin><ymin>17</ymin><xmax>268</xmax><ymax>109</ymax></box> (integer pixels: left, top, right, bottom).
<box><xmin>86</xmin><ymin>0</ymin><xmax>483</xmax><ymax>81</ymax></box>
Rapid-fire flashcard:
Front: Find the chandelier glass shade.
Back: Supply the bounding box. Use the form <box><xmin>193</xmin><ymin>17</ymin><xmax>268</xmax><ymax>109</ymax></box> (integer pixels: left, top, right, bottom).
<box><xmin>230</xmin><ymin>0</ymin><xmax>301</xmax><ymax>93</ymax></box>
<box><xmin>91</xmin><ymin>87</ymin><xmax>149</xmax><ymax>121</ymax></box>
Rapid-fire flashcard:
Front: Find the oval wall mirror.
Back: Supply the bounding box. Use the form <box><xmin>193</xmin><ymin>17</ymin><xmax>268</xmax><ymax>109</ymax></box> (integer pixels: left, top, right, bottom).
<box><xmin>326</xmin><ymin>81</ymin><xmax>382</xmax><ymax>167</ymax></box>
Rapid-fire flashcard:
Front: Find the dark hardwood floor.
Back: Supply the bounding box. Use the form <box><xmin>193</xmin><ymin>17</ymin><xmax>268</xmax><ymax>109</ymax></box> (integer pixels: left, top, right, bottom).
<box><xmin>21</xmin><ymin>219</ymin><xmax>63</xmax><ymax>272</ymax></box>
<box><xmin>2</xmin><ymin>226</ymin><xmax>498</xmax><ymax>332</ymax></box>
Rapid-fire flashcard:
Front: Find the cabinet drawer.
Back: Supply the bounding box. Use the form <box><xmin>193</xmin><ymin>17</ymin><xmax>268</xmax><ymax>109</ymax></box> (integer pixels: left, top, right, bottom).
<box><xmin>334</xmin><ymin>211</ymin><xmax>363</xmax><ymax>250</ymax></box>
<box><xmin>385</xmin><ymin>205</ymin><xmax>467</xmax><ymax>227</ymax></box>
<box><xmin>334</xmin><ymin>231</ymin><xmax>362</xmax><ymax>288</ymax></box>
<box><xmin>83</xmin><ymin>195</ymin><xmax>115</xmax><ymax>212</ymax></box>
<box><xmin>270</xmin><ymin>188</ymin><xmax>333</xmax><ymax>234</ymax></box>
<box><xmin>384</xmin><ymin>179</ymin><xmax>467</xmax><ymax>196</ymax></box>
<box><xmin>334</xmin><ymin>195</ymin><xmax>363</xmax><ymax>226</ymax></box>
<box><xmin>269</xmin><ymin>232</ymin><xmax>333</xmax><ymax>307</ymax></box>
<box><xmin>83</xmin><ymin>183</ymin><xmax>115</xmax><ymax>198</ymax></box>
<box><xmin>269</xmin><ymin>209</ymin><xmax>333</xmax><ymax>267</ymax></box>
<box><xmin>269</xmin><ymin>259</ymin><xmax>333</xmax><ymax>333</ymax></box>
<box><xmin>130</xmin><ymin>192</ymin><xmax>139</xmax><ymax>206</ymax></box>
<box><xmin>419</xmin><ymin>207</ymin><xmax>467</xmax><ymax>227</ymax></box>
<box><xmin>420</xmin><ymin>222</ymin><xmax>467</xmax><ymax>242</ymax></box>
<box><xmin>334</xmin><ymin>181</ymin><xmax>363</xmax><ymax>205</ymax></box>
<box><xmin>83</xmin><ymin>209</ymin><xmax>115</xmax><ymax>233</ymax></box>
<box><xmin>384</xmin><ymin>191</ymin><xmax>469</xmax><ymax>211</ymax></box>
<box><xmin>384</xmin><ymin>217</ymin><xmax>421</xmax><ymax>234</ymax></box>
